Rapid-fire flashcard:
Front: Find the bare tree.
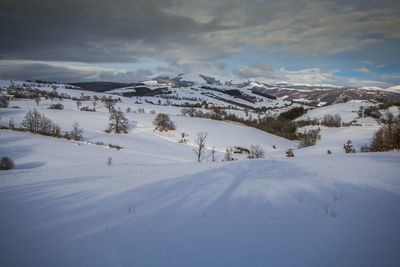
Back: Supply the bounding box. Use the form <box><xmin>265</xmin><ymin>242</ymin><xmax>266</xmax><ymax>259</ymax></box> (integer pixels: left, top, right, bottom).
<box><xmin>105</xmin><ymin>100</ymin><xmax>115</xmax><ymax>112</ymax></box>
<box><xmin>211</xmin><ymin>146</ymin><xmax>216</xmax><ymax>162</ymax></box>
<box><xmin>34</xmin><ymin>97</ymin><xmax>40</xmax><ymax>106</ymax></box>
<box><xmin>76</xmin><ymin>100</ymin><xmax>82</xmax><ymax>111</ymax></box>
<box><xmin>8</xmin><ymin>118</ymin><xmax>15</xmax><ymax>129</ymax></box>
<box><xmin>21</xmin><ymin>109</ymin><xmax>54</xmax><ymax>135</ymax></box>
<box><xmin>193</xmin><ymin>132</ymin><xmax>208</xmax><ymax>162</ymax></box>
<box><xmin>321</xmin><ymin>114</ymin><xmax>342</xmax><ymax>127</ymax></box>
<box><xmin>153</xmin><ymin>113</ymin><xmax>175</xmax><ymax>131</ymax></box>
<box><xmin>21</xmin><ymin>109</ymin><xmax>42</xmax><ymax>133</ymax></box>
<box><xmin>71</xmin><ymin>122</ymin><xmax>84</xmax><ymax>141</ymax></box>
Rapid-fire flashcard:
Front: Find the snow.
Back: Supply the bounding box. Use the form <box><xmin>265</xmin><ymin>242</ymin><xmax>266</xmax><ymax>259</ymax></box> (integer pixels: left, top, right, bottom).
<box><xmin>386</xmin><ymin>85</ymin><xmax>400</xmax><ymax>93</ymax></box>
<box><xmin>360</xmin><ymin>86</ymin><xmax>383</xmax><ymax>91</ymax></box>
<box><xmin>1</xmin><ymin>82</ymin><xmax>400</xmax><ymax>266</ymax></box>
<box><xmin>298</xmin><ymin>101</ymin><xmax>373</xmax><ymax>123</ymax></box>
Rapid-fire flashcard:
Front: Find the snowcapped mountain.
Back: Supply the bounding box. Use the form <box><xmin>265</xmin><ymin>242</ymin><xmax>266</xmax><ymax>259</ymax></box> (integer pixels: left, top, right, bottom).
<box><xmin>141</xmin><ymin>72</ymin><xmax>400</xmax><ymax>106</ymax></box>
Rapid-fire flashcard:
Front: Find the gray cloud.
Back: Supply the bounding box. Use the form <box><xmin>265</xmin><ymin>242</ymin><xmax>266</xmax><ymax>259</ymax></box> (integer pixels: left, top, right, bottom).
<box><xmin>0</xmin><ymin>61</ymin><xmax>153</xmax><ymax>83</ymax></box>
<box><xmin>0</xmin><ymin>0</ymin><xmax>234</xmax><ymax>63</ymax></box>
<box><xmin>157</xmin><ymin>62</ymin><xmax>226</xmax><ymax>75</ymax></box>
<box><xmin>233</xmin><ymin>62</ymin><xmax>286</xmax><ymax>80</ymax></box>
<box><xmin>233</xmin><ymin>62</ymin><xmax>396</xmax><ymax>88</ymax></box>
<box><xmin>1</xmin><ymin>0</ymin><xmax>399</xmax><ymax>64</ymax></box>
<box><xmin>0</xmin><ymin>0</ymin><xmax>399</xmax><ymax>85</ymax></box>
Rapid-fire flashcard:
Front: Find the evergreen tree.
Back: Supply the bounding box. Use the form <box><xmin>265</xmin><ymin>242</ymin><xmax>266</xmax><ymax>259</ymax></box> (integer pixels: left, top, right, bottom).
<box><xmin>106</xmin><ymin>108</ymin><xmax>128</xmax><ymax>134</ymax></box>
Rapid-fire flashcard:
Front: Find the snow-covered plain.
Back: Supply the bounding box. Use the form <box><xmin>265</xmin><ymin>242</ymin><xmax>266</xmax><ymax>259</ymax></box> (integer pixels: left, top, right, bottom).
<box><xmin>1</xmin><ymin>83</ymin><xmax>400</xmax><ymax>266</ymax></box>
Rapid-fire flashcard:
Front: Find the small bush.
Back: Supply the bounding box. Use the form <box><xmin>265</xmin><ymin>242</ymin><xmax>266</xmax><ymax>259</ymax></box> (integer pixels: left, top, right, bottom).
<box><xmin>344</xmin><ymin>140</ymin><xmax>356</xmax><ymax>153</ymax></box>
<box><xmin>80</xmin><ymin>106</ymin><xmax>96</xmax><ymax>112</ymax></box>
<box><xmin>298</xmin><ymin>128</ymin><xmax>321</xmax><ymax>148</ymax></box>
<box><xmin>327</xmin><ymin>150</ymin><xmax>332</xmax><ymax>154</ymax></box>
<box><xmin>232</xmin><ymin>146</ymin><xmax>250</xmax><ymax>154</ymax></box>
<box><xmin>286</xmin><ymin>148</ymin><xmax>295</xmax><ymax>157</ymax></box>
<box><xmin>0</xmin><ymin>157</ymin><xmax>14</xmax><ymax>170</ymax></box>
<box><xmin>248</xmin><ymin>145</ymin><xmax>265</xmax><ymax>159</ymax></box>
<box><xmin>360</xmin><ymin>144</ymin><xmax>369</xmax><ymax>153</ymax></box>
<box><xmin>108</xmin><ymin>144</ymin><xmax>123</xmax><ymax>150</ymax></box>
<box><xmin>178</xmin><ymin>132</ymin><xmax>188</xmax><ymax>144</ymax></box>
<box><xmin>48</xmin><ymin>103</ymin><xmax>64</xmax><ymax>110</ymax></box>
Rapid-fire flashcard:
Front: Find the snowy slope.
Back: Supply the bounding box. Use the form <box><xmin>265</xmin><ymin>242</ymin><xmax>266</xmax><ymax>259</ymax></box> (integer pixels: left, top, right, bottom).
<box><xmin>1</xmin><ymin>129</ymin><xmax>399</xmax><ymax>266</ymax></box>
<box><xmin>1</xmin><ymin>82</ymin><xmax>400</xmax><ymax>266</ymax></box>
<box><xmin>297</xmin><ymin>101</ymin><xmax>373</xmax><ymax>123</ymax></box>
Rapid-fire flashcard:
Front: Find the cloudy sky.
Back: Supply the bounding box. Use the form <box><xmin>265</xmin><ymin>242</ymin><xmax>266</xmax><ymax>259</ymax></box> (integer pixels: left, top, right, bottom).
<box><xmin>0</xmin><ymin>0</ymin><xmax>399</xmax><ymax>87</ymax></box>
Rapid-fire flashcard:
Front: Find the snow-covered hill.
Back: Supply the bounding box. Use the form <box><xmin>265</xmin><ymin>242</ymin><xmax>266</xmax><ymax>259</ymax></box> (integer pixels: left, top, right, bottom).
<box><xmin>1</xmin><ymin>80</ymin><xmax>400</xmax><ymax>266</ymax></box>
<box><xmin>387</xmin><ymin>85</ymin><xmax>400</xmax><ymax>93</ymax></box>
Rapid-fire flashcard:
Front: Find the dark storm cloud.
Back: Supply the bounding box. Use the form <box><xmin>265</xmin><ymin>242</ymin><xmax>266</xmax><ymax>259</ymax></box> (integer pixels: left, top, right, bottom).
<box><xmin>0</xmin><ymin>0</ymin><xmax>234</xmax><ymax>63</ymax></box>
<box><xmin>1</xmin><ymin>0</ymin><xmax>399</xmax><ymax>63</ymax></box>
<box><xmin>0</xmin><ymin>61</ymin><xmax>153</xmax><ymax>83</ymax></box>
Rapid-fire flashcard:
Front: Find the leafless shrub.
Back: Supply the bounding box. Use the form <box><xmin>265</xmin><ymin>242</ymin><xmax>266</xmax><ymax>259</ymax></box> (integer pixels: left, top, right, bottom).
<box><xmin>108</xmin><ymin>144</ymin><xmax>123</xmax><ymax>150</ymax></box>
<box><xmin>193</xmin><ymin>132</ymin><xmax>207</xmax><ymax>162</ymax></box>
<box><xmin>248</xmin><ymin>144</ymin><xmax>265</xmax><ymax>159</ymax></box>
<box><xmin>71</xmin><ymin>122</ymin><xmax>84</xmax><ymax>141</ymax></box>
<box><xmin>286</xmin><ymin>148</ymin><xmax>295</xmax><ymax>157</ymax></box>
<box><xmin>360</xmin><ymin>144</ymin><xmax>369</xmax><ymax>153</ymax></box>
<box><xmin>224</xmin><ymin>148</ymin><xmax>234</xmax><ymax>161</ymax></box>
<box><xmin>298</xmin><ymin>128</ymin><xmax>321</xmax><ymax>148</ymax></box>
<box><xmin>178</xmin><ymin>132</ymin><xmax>188</xmax><ymax>144</ymax></box>
<box><xmin>212</xmin><ymin>146</ymin><xmax>216</xmax><ymax>162</ymax></box>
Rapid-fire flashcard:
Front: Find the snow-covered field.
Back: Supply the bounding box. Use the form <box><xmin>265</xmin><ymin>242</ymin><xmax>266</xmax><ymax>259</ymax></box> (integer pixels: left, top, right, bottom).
<box><xmin>1</xmin><ymin>83</ymin><xmax>400</xmax><ymax>266</ymax></box>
